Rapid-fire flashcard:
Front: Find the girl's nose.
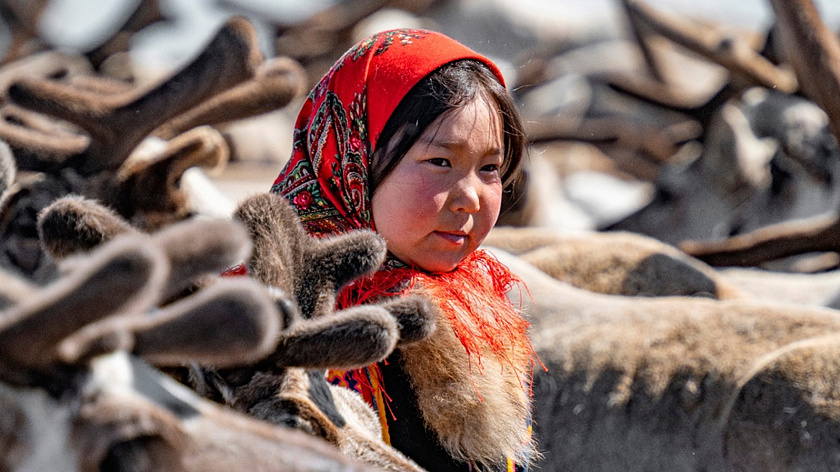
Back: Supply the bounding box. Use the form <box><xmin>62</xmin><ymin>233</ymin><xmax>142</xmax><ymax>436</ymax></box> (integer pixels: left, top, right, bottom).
<box><xmin>449</xmin><ymin>176</ymin><xmax>481</xmax><ymax>213</ymax></box>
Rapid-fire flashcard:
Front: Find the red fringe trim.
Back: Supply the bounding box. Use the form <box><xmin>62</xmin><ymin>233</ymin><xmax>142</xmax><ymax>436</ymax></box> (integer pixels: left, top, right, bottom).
<box><xmin>335</xmin><ymin>249</ymin><xmax>542</xmax><ymax>407</ymax></box>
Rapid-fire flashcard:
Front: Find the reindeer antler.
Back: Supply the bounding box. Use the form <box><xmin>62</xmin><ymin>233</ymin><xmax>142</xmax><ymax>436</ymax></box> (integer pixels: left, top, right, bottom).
<box><xmin>234</xmin><ymin>192</ymin><xmax>436</xmax><ymax>369</ymax></box>
<box><xmin>5</xmin><ymin>16</ymin><xmax>262</xmax><ymax>175</ymax></box>
<box><xmin>769</xmin><ymin>0</ymin><xmax>840</xmax><ymax>144</ymax></box>
<box><xmin>3</xmin><ymin>210</ymin><xmax>284</xmax><ymax>384</ymax></box>
<box><xmin>153</xmin><ymin>57</ymin><xmax>308</xmax><ymax>141</ymax></box>
<box><xmin>621</xmin><ymin>0</ymin><xmax>797</xmax><ymax>93</ymax></box>
<box><xmin>0</xmin><ymin>234</ymin><xmax>169</xmax><ymax>380</ymax></box>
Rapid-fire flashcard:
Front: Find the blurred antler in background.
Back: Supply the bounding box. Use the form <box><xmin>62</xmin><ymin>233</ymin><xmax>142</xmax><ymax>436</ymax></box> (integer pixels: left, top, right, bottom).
<box><xmin>680</xmin><ymin>0</ymin><xmax>840</xmax><ymax>269</ymax></box>
<box><xmin>769</xmin><ymin>0</ymin><xmax>840</xmax><ymax>143</ymax></box>
<box><xmin>622</xmin><ymin>0</ymin><xmax>797</xmax><ymax>93</ymax></box>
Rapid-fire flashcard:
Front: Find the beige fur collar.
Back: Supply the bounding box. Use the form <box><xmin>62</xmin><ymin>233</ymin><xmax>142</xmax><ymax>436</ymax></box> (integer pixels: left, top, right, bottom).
<box><xmin>398</xmin><ymin>308</ymin><xmax>535</xmax><ymax>469</ymax></box>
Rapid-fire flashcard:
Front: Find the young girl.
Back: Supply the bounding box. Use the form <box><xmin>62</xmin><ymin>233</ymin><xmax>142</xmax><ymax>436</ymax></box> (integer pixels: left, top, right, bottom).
<box><xmin>271</xmin><ymin>28</ymin><xmax>538</xmax><ymax>472</ymax></box>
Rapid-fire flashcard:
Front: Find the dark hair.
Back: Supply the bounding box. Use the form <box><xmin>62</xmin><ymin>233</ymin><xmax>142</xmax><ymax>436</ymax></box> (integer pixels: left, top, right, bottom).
<box><xmin>369</xmin><ymin>60</ymin><xmax>526</xmax><ymax>193</ymax></box>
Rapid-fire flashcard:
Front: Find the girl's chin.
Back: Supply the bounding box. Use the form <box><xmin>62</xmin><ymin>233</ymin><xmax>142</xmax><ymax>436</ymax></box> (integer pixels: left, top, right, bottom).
<box><xmin>392</xmin><ymin>246</ymin><xmax>470</xmax><ymax>273</ymax></box>
<box><xmin>412</xmin><ymin>255</ymin><xmax>462</xmax><ymax>274</ymax></box>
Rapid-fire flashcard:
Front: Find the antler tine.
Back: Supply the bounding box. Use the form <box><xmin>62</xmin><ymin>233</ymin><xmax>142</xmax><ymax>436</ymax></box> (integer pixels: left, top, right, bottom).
<box><xmin>0</xmin><ymin>234</ymin><xmax>168</xmax><ymax>373</ymax></box>
<box><xmin>85</xmin><ymin>0</ymin><xmax>165</xmax><ymax>69</ymax></box>
<box><xmin>769</xmin><ymin>0</ymin><xmax>840</xmax><ymax>144</ymax></box>
<box><xmin>154</xmin><ymin>56</ymin><xmax>308</xmax><ymax>140</ymax></box>
<box><xmin>6</xmin><ymin>16</ymin><xmax>263</xmax><ymax>176</ymax></box>
<box><xmin>58</xmin><ymin>277</ymin><xmax>281</xmax><ymax>368</ymax></box>
<box><xmin>37</xmin><ymin>195</ymin><xmax>137</xmax><ymax>261</ymax></box>
<box><xmin>0</xmin><ymin>103</ymin><xmax>89</xmax><ymax>171</ymax></box>
<box><xmin>149</xmin><ymin>217</ymin><xmax>253</xmax><ymax>302</ymax></box>
<box><xmin>679</xmin><ymin>215</ymin><xmax>840</xmax><ymax>267</ymax></box>
<box><xmin>0</xmin><ymin>50</ymin><xmax>92</xmax><ymax>97</ymax></box>
<box><xmin>266</xmin><ymin>305</ymin><xmax>399</xmax><ymax>370</ymax></box>
<box><xmin>111</xmin><ymin>126</ymin><xmax>229</xmax><ymax>231</ymax></box>
<box><xmin>622</xmin><ymin>0</ymin><xmax>797</xmax><ymax>93</ymax></box>
<box><xmin>130</xmin><ymin>278</ymin><xmax>282</xmax><ymax>368</ymax></box>
<box><xmin>234</xmin><ymin>192</ymin><xmax>306</xmax><ymax>291</ymax></box>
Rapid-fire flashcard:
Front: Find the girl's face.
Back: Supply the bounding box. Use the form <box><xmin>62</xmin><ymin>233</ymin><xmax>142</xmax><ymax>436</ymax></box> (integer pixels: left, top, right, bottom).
<box><xmin>371</xmin><ymin>96</ymin><xmax>504</xmax><ymax>273</ymax></box>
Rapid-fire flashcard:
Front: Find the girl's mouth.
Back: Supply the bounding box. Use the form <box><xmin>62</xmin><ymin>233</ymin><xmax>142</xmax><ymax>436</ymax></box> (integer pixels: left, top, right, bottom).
<box><xmin>434</xmin><ymin>231</ymin><xmax>467</xmax><ymax>244</ymax></box>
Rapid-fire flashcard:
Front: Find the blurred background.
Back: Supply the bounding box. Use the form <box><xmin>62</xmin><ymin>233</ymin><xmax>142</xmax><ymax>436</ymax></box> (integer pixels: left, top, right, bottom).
<box><xmin>4</xmin><ymin>0</ymin><xmax>840</xmax><ymax>272</ymax></box>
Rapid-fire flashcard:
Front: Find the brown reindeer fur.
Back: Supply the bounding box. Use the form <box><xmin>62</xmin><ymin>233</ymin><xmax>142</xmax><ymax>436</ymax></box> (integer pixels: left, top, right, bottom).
<box><xmin>495</xmin><ymin>248</ymin><xmax>840</xmax><ymax>471</ymax></box>
<box><xmin>485</xmin><ymin>226</ymin><xmax>745</xmax><ymax>299</ymax></box>
<box><xmin>398</xmin><ymin>303</ymin><xmax>534</xmax><ymax>468</ymax></box>
<box><xmin>721</xmin><ymin>333</ymin><xmax>840</xmax><ymax>470</ymax></box>
<box><xmin>210</xmin><ymin>366</ymin><xmax>426</xmax><ymax>472</ymax></box>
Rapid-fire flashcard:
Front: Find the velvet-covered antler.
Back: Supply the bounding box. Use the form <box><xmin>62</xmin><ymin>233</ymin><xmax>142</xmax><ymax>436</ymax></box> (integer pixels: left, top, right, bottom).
<box><xmin>35</xmin><ymin>185</ymin><xmax>431</xmax><ymax>472</ymax></box>
<box><xmin>2</xmin><ymin>123</ymin><xmax>233</xmax><ymax>278</ymax></box>
<box><xmin>153</xmin><ymin>56</ymin><xmax>308</xmax><ymax>141</ymax></box>
<box><xmin>0</xmin><ymin>213</ymin><xmax>385</xmax><ymax>472</ymax></box>
<box><xmin>234</xmin><ymin>192</ymin><xmax>436</xmax><ymax>359</ymax></box>
<box><xmin>4</xmin><ymin>16</ymin><xmax>261</xmax><ymax>176</ymax></box>
<box><xmin>0</xmin><ymin>221</ymin><xmax>281</xmax><ymax>388</ymax></box>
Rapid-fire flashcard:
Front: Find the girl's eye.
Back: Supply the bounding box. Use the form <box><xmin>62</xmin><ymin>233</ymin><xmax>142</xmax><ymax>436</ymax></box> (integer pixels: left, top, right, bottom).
<box><xmin>481</xmin><ymin>163</ymin><xmax>500</xmax><ymax>173</ymax></box>
<box><xmin>427</xmin><ymin>158</ymin><xmax>450</xmax><ymax>167</ymax></box>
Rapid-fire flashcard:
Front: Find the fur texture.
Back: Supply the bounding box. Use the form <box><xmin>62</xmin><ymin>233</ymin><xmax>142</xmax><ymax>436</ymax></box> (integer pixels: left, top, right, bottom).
<box><xmin>495</xmin><ymin>248</ymin><xmax>840</xmax><ymax>471</ymax></box>
<box><xmin>398</xmin><ymin>296</ymin><xmax>534</xmax><ymax>469</ymax></box>
<box><xmin>0</xmin><ymin>232</ymin><xmax>378</xmax><ymax>472</ymax></box>
<box><xmin>184</xmin><ymin>191</ymin><xmax>436</xmax><ymax>471</ymax></box>
<box><xmin>39</xmin><ymin>196</ymin><xmax>254</xmax><ymax>304</ymax></box>
<box><xmin>485</xmin><ymin>226</ymin><xmax>745</xmax><ymax>299</ymax></box>
<box><xmin>37</xmin><ymin>195</ymin><xmax>136</xmax><ymax>259</ymax></box>
<box><xmin>234</xmin><ymin>192</ymin><xmax>436</xmax><ymax>343</ymax></box>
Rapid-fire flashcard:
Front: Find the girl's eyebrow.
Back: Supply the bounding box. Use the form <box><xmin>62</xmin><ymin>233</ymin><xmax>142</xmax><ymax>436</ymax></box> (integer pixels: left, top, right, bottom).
<box><xmin>417</xmin><ymin>135</ymin><xmax>504</xmax><ymax>156</ymax></box>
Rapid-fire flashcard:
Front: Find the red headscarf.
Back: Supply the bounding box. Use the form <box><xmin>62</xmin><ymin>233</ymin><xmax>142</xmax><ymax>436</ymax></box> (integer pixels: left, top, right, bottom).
<box><xmin>271</xmin><ymin>28</ymin><xmax>505</xmax><ymax>235</ymax></box>
<box><xmin>271</xmin><ymin>28</ymin><xmax>537</xmax><ymax>438</ymax></box>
